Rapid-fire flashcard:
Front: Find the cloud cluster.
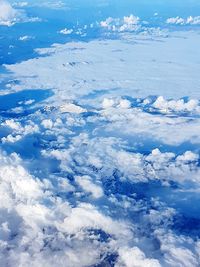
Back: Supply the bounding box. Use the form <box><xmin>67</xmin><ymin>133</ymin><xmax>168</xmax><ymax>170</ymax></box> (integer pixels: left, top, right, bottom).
<box><xmin>59</xmin><ymin>28</ymin><xmax>73</xmax><ymax>35</ymax></box>
<box><xmin>0</xmin><ymin>0</ymin><xmax>40</xmax><ymax>26</ymax></box>
<box><xmin>116</xmin><ymin>247</ymin><xmax>161</xmax><ymax>267</ymax></box>
<box><xmin>99</xmin><ymin>14</ymin><xmax>171</xmax><ymax>38</ymax></box>
<box><xmin>0</xmin><ymin>0</ymin><xmax>20</xmax><ymax>26</ymax></box>
<box><xmin>42</xmin><ymin>129</ymin><xmax>200</xmax><ymax>186</ymax></box>
<box><xmin>99</xmin><ymin>97</ymin><xmax>200</xmax><ymax>145</ymax></box>
<box><xmin>152</xmin><ymin>96</ymin><xmax>199</xmax><ymax>114</ymax></box>
<box><xmin>100</xmin><ymin>14</ymin><xmax>141</xmax><ymax>32</ymax></box>
<box><xmin>166</xmin><ymin>16</ymin><xmax>200</xmax><ymax>25</ymax></box>
<box><xmin>1</xmin><ymin>119</ymin><xmax>39</xmax><ymax>143</ymax></box>
<box><xmin>1</xmin><ymin>109</ymin><xmax>200</xmax><ymax>266</ymax></box>
<box><xmin>0</xmin><ymin>149</ymin><xmax>136</xmax><ymax>267</ymax></box>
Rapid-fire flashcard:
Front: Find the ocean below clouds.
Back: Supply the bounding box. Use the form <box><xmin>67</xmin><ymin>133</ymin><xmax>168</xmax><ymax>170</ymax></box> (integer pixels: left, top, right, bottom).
<box><xmin>0</xmin><ymin>0</ymin><xmax>200</xmax><ymax>266</ymax></box>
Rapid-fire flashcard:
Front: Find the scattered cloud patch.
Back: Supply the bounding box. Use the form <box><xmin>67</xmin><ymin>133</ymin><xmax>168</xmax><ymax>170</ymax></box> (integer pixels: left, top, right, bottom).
<box><xmin>166</xmin><ymin>16</ymin><xmax>200</xmax><ymax>25</ymax></box>
<box><xmin>0</xmin><ymin>0</ymin><xmax>41</xmax><ymax>26</ymax></box>
<box><xmin>116</xmin><ymin>247</ymin><xmax>161</xmax><ymax>267</ymax></box>
<box><xmin>18</xmin><ymin>35</ymin><xmax>34</xmax><ymax>41</ymax></box>
<box><xmin>75</xmin><ymin>175</ymin><xmax>104</xmax><ymax>199</ymax></box>
<box><xmin>148</xmin><ymin>96</ymin><xmax>200</xmax><ymax>114</ymax></box>
<box><xmin>60</xmin><ymin>103</ymin><xmax>87</xmax><ymax>114</ymax></box>
<box><xmin>60</xmin><ymin>28</ymin><xmax>73</xmax><ymax>35</ymax></box>
<box><xmin>12</xmin><ymin>1</ymin><xmax>28</xmax><ymax>8</ymax></box>
<box><xmin>100</xmin><ymin>14</ymin><xmax>141</xmax><ymax>32</ymax></box>
<box><xmin>34</xmin><ymin>1</ymin><xmax>68</xmax><ymax>10</ymax></box>
<box><xmin>100</xmin><ymin>97</ymin><xmax>200</xmax><ymax>145</ymax></box>
<box><xmin>0</xmin><ymin>0</ymin><xmax>20</xmax><ymax>26</ymax></box>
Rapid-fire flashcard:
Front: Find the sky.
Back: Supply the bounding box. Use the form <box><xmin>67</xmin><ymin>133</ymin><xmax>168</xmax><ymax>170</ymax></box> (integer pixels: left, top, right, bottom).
<box><xmin>0</xmin><ymin>1</ymin><xmax>200</xmax><ymax>267</ymax></box>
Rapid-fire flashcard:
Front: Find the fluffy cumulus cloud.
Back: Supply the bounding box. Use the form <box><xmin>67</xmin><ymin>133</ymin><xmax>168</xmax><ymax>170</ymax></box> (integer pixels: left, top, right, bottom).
<box><xmin>1</xmin><ymin>119</ymin><xmax>39</xmax><ymax>143</ymax></box>
<box><xmin>99</xmin><ymin>14</ymin><xmax>170</xmax><ymax>37</ymax></box>
<box><xmin>59</xmin><ymin>28</ymin><xmax>73</xmax><ymax>35</ymax></box>
<box><xmin>100</xmin><ymin>14</ymin><xmax>141</xmax><ymax>32</ymax></box>
<box><xmin>0</xmin><ymin>0</ymin><xmax>40</xmax><ymax>26</ymax></box>
<box><xmin>166</xmin><ymin>16</ymin><xmax>200</xmax><ymax>25</ymax></box>
<box><xmin>75</xmin><ymin>175</ymin><xmax>104</xmax><ymax>199</ymax></box>
<box><xmin>0</xmin><ymin>0</ymin><xmax>20</xmax><ymax>26</ymax></box>
<box><xmin>116</xmin><ymin>247</ymin><xmax>161</xmax><ymax>267</ymax></box>
<box><xmin>152</xmin><ymin>96</ymin><xmax>200</xmax><ymax>114</ymax></box>
<box><xmin>99</xmin><ymin>97</ymin><xmax>200</xmax><ymax>145</ymax></box>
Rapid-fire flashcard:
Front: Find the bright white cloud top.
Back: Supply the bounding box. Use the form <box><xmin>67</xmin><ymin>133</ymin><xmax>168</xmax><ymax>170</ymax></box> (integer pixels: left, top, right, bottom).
<box><xmin>0</xmin><ymin>0</ymin><xmax>20</xmax><ymax>26</ymax></box>
<box><xmin>166</xmin><ymin>16</ymin><xmax>200</xmax><ymax>25</ymax></box>
<box><xmin>0</xmin><ymin>0</ymin><xmax>40</xmax><ymax>26</ymax></box>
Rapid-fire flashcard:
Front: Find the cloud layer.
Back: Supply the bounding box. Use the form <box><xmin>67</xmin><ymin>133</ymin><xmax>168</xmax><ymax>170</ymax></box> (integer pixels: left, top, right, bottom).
<box><xmin>1</xmin><ymin>12</ymin><xmax>200</xmax><ymax>267</ymax></box>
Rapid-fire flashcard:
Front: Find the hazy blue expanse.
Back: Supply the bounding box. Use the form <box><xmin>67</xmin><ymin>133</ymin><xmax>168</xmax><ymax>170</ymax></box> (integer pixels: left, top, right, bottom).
<box><xmin>0</xmin><ymin>1</ymin><xmax>200</xmax><ymax>266</ymax></box>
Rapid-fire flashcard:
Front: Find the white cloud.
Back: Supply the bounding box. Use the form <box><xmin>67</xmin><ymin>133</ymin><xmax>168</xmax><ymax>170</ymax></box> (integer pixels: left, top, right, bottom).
<box><xmin>4</xmin><ymin>31</ymin><xmax>200</xmax><ymax>103</ymax></box>
<box><xmin>0</xmin><ymin>0</ymin><xmax>41</xmax><ymax>26</ymax></box>
<box><xmin>75</xmin><ymin>175</ymin><xmax>104</xmax><ymax>199</ymax></box>
<box><xmin>41</xmin><ymin>119</ymin><xmax>53</xmax><ymax>129</ymax></box>
<box><xmin>166</xmin><ymin>16</ymin><xmax>200</xmax><ymax>25</ymax></box>
<box><xmin>102</xmin><ymin>98</ymin><xmax>115</xmax><ymax>109</ymax></box>
<box><xmin>100</xmin><ymin>98</ymin><xmax>200</xmax><ymax>145</ymax></box>
<box><xmin>32</xmin><ymin>1</ymin><xmax>68</xmax><ymax>10</ymax></box>
<box><xmin>116</xmin><ymin>247</ymin><xmax>161</xmax><ymax>267</ymax></box>
<box><xmin>13</xmin><ymin>2</ymin><xmax>28</xmax><ymax>8</ymax></box>
<box><xmin>99</xmin><ymin>14</ymin><xmax>169</xmax><ymax>37</ymax></box>
<box><xmin>176</xmin><ymin>151</ymin><xmax>199</xmax><ymax>162</ymax></box>
<box><xmin>2</xmin><ymin>134</ymin><xmax>21</xmax><ymax>143</ymax></box>
<box><xmin>102</xmin><ymin>98</ymin><xmax>131</xmax><ymax>109</ymax></box>
<box><xmin>166</xmin><ymin>17</ymin><xmax>185</xmax><ymax>25</ymax></box>
<box><xmin>42</xmin><ymin>131</ymin><xmax>200</xmax><ymax>186</ymax></box>
<box><xmin>59</xmin><ymin>103</ymin><xmax>87</xmax><ymax>114</ymax></box>
<box><xmin>152</xmin><ymin>96</ymin><xmax>199</xmax><ymax>114</ymax></box>
<box><xmin>0</xmin><ymin>152</ymin><xmax>44</xmax><ymax>209</ymax></box>
<box><xmin>118</xmin><ymin>99</ymin><xmax>131</xmax><ymax>109</ymax></box>
<box><xmin>0</xmin><ymin>98</ymin><xmax>199</xmax><ymax>266</ymax></box>
<box><xmin>3</xmin><ymin>119</ymin><xmax>21</xmax><ymax>130</ymax></box>
<box><xmin>19</xmin><ymin>35</ymin><xmax>34</xmax><ymax>41</ymax></box>
<box><xmin>0</xmin><ymin>0</ymin><xmax>19</xmax><ymax>26</ymax></box>
<box><xmin>60</xmin><ymin>28</ymin><xmax>73</xmax><ymax>35</ymax></box>
<box><xmin>1</xmin><ymin>119</ymin><xmax>39</xmax><ymax>143</ymax></box>
<box><xmin>155</xmin><ymin>230</ymin><xmax>199</xmax><ymax>267</ymax></box>
<box><xmin>100</xmin><ymin>14</ymin><xmax>140</xmax><ymax>32</ymax></box>
<box><xmin>0</xmin><ymin>150</ymin><xmax>138</xmax><ymax>267</ymax></box>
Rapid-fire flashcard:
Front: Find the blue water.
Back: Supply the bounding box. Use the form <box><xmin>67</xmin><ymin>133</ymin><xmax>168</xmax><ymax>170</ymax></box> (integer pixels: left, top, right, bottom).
<box><xmin>0</xmin><ymin>89</ymin><xmax>53</xmax><ymax>117</ymax></box>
